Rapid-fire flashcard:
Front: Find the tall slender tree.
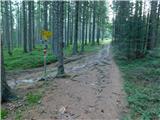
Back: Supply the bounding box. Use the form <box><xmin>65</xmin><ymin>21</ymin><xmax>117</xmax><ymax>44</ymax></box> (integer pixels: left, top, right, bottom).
<box><xmin>92</xmin><ymin>1</ymin><xmax>96</xmax><ymax>45</ymax></box>
<box><xmin>147</xmin><ymin>1</ymin><xmax>158</xmax><ymax>50</ymax></box>
<box><xmin>28</xmin><ymin>1</ymin><xmax>32</xmax><ymax>52</ymax></box>
<box><xmin>32</xmin><ymin>1</ymin><xmax>35</xmax><ymax>48</ymax></box>
<box><xmin>23</xmin><ymin>1</ymin><xmax>27</xmax><ymax>53</ymax></box>
<box><xmin>57</xmin><ymin>1</ymin><xmax>65</xmax><ymax>76</ymax></box>
<box><xmin>1</xmin><ymin>32</ymin><xmax>14</xmax><ymax>102</ymax></box>
<box><xmin>43</xmin><ymin>1</ymin><xmax>48</xmax><ymax>30</ymax></box>
<box><xmin>88</xmin><ymin>3</ymin><xmax>92</xmax><ymax>44</ymax></box>
<box><xmin>52</xmin><ymin>2</ymin><xmax>58</xmax><ymax>56</ymax></box>
<box><xmin>72</xmin><ymin>1</ymin><xmax>79</xmax><ymax>55</ymax></box>
<box><xmin>4</xmin><ymin>1</ymin><xmax>12</xmax><ymax>55</ymax></box>
<box><xmin>81</xmin><ymin>2</ymin><xmax>86</xmax><ymax>52</ymax></box>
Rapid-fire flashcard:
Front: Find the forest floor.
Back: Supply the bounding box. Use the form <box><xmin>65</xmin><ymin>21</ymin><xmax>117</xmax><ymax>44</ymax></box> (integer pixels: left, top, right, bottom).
<box><xmin>3</xmin><ymin>45</ymin><xmax>129</xmax><ymax>120</ymax></box>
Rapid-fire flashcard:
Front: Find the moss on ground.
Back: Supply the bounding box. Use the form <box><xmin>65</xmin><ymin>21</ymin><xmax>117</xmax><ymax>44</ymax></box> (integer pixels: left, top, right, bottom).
<box><xmin>114</xmin><ymin>47</ymin><xmax>160</xmax><ymax>120</ymax></box>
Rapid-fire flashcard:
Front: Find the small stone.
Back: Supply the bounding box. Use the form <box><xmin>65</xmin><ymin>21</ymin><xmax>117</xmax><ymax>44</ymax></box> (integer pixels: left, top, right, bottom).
<box><xmin>101</xmin><ymin>109</ymin><xmax>104</xmax><ymax>113</ymax></box>
<box><xmin>59</xmin><ymin>106</ymin><xmax>66</xmax><ymax>114</ymax></box>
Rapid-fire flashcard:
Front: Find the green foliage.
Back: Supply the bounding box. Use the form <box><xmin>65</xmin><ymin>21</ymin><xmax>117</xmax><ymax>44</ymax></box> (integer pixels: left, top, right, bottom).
<box><xmin>4</xmin><ymin>39</ymin><xmax>111</xmax><ymax>71</ymax></box>
<box><xmin>122</xmin><ymin>116</ymin><xmax>132</xmax><ymax>120</ymax></box>
<box><xmin>15</xmin><ymin>110</ymin><xmax>22</xmax><ymax>120</ymax></box>
<box><xmin>4</xmin><ymin>45</ymin><xmax>57</xmax><ymax>70</ymax></box>
<box><xmin>0</xmin><ymin>109</ymin><xmax>8</xmax><ymax>120</ymax></box>
<box><xmin>26</xmin><ymin>92</ymin><xmax>42</xmax><ymax>105</ymax></box>
<box><xmin>115</xmin><ymin>48</ymin><xmax>160</xmax><ymax>120</ymax></box>
<box><xmin>112</xmin><ymin>1</ymin><xmax>160</xmax><ymax>59</ymax></box>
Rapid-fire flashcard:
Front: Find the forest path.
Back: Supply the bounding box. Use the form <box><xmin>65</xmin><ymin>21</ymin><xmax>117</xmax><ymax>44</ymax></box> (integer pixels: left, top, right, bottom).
<box><xmin>7</xmin><ymin>45</ymin><xmax>128</xmax><ymax>120</ymax></box>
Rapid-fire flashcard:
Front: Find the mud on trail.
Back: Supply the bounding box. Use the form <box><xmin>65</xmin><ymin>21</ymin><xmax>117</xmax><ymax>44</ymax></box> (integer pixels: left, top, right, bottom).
<box><xmin>5</xmin><ymin>45</ymin><xmax>128</xmax><ymax>120</ymax></box>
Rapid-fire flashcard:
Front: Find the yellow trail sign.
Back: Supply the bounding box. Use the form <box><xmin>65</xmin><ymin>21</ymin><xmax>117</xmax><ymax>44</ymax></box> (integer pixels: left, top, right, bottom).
<box><xmin>41</xmin><ymin>30</ymin><xmax>53</xmax><ymax>41</ymax></box>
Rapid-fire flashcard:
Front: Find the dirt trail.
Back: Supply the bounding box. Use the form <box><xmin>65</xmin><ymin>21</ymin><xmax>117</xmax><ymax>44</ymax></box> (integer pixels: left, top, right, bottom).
<box><xmin>7</xmin><ymin>45</ymin><xmax>128</xmax><ymax>120</ymax></box>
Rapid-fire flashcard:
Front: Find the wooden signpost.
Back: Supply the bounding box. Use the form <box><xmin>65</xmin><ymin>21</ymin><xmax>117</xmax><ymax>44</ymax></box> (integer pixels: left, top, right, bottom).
<box><xmin>41</xmin><ymin>30</ymin><xmax>52</xmax><ymax>79</ymax></box>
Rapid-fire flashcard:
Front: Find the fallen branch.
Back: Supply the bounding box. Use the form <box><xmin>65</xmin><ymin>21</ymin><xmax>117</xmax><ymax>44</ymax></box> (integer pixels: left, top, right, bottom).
<box><xmin>55</xmin><ymin>55</ymin><xmax>85</xmax><ymax>67</ymax></box>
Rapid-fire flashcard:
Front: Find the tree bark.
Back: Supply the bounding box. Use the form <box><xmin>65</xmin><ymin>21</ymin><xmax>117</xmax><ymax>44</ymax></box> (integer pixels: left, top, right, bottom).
<box><xmin>4</xmin><ymin>1</ymin><xmax>12</xmax><ymax>55</ymax></box>
<box><xmin>155</xmin><ymin>3</ymin><xmax>160</xmax><ymax>46</ymax></box>
<box><xmin>96</xmin><ymin>24</ymin><xmax>100</xmax><ymax>45</ymax></box>
<box><xmin>32</xmin><ymin>1</ymin><xmax>35</xmax><ymax>49</ymax></box>
<box><xmin>28</xmin><ymin>1</ymin><xmax>32</xmax><ymax>52</ymax></box>
<box><xmin>81</xmin><ymin>2</ymin><xmax>85</xmax><ymax>52</ymax></box>
<box><xmin>72</xmin><ymin>1</ymin><xmax>79</xmax><ymax>55</ymax></box>
<box><xmin>23</xmin><ymin>1</ymin><xmax>28</xmax><ymax>53</ymax></box>
<box><xmin>52</xmin><ymin>2</ymin><xmax>58</xmax><ymax>56</ymax></box>
<box><xmin>43</xmin><ymin>1</ymin><xmax>48</xmax><ymax>30</ymax></box>
<box><xmin>89</xmin><ymin>5</ymin><xmax>92</xmax><ymax>44</ymax></box>
<box><xmin>67</xmin><ymin>2</ymin><xmax>70</xmax><ymax>46</ymax></box>
<box><xmin>92</xmin><ymin>1</ymin><xmax>96</xmax><ymax>45</ymax></box>
<box><xmin>147</xmin><ymin>1</ymin><xmax>158</xmax><ymax>50</ymax></box>
<box><xmin>1</xmin><ymin>33</ymin><xmax>14</xmax><ymax>102</ymax></box>
<box><xmin>57</xmin><ymin>1</ymin><xmax>65</xmax><ymax>76</ymax></box>
<box><xmin>9</xmin><ymin>1</ymin><xmax>13</xmax><ymax>51</ymax></box>
<box><xmin>70</xmin><ymin>9</ymin><xmax>74</xmax><ymax>45</ymax></box>
<box><xmin>85</xmin><ymin>18</ymin><xmax>88</xmax><ymax>45</ymax></box>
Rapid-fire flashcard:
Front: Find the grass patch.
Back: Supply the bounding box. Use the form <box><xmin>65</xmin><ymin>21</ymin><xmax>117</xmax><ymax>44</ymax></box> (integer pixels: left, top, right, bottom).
<box><xmin>26</xmin><ymin>92</ymin><xmax>42</xmax><ymax>105</ymax></box>
<box><xmin>4</xmin><ymin>39</ymin><xmax>111</xmax><ymax>70</ymax></box>
<box><xmin>2</xmin><ymin>86</ymin><xmax>46</xmax><ymax>120</ymax></box>
<box><xmin>0</xmin><ymin>109</ymin><xmax>8</xmax><ymax>120</ymax></box>
<box><xmin>4</xmin><ymin>45</ymin><xmax>57</xmax><ymax>70</ymax></box>
<box><xmin>15</xmin><ymin>110</ymin><xmax>22</xmax><ymax>120</ymax></box>
<box><xmin>114</xmin><ymin>48</ymin><xmax>160</xmax><ymax>120</ymax></box>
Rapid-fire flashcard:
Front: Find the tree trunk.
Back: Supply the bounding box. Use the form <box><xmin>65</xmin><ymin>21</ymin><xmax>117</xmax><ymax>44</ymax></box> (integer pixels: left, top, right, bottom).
<box><xmin>67</xmin><ymin>2</ymin><xmax>70</xmax><ymax>46</ymax></box>
<box><xmin>1</xmin><ymin>2</ymin><xmax>6</xmax><ymax>48</ymax></box>
<box><xmin>23</xmin><ymin>1</ymin><xmax>28</xmax><ymax>53</ymax></box>
<box><xmin>70</xmin><ymin>10</ymin><xmax>73</xmax><ymax>45</ymax></box>
<box><xmin>57</xmin><ymin>1</ymin><xmax>65</xmax><ymax>76</ymax></box>
<box><xmin>72</xmin><ymin>1</ymin><xmax>79</xmax><ymax>55</ymax></box>
<box><xmin>89</xmin><ymin>6</ymin><xmax>92</xmax><ymax>44</ymax></box>
<box><xmin>9</xmin><ymin>1</ymin><xmax>14</xmax><ymax>50</ymax></box>
<box><xmin>155</xmin><ymin>3</ymin><xmax>160</xmax><ymax>46</ymax></box>
<box><xmin>5</xmin><ymin>1</ymin><xmax>12</xmax><ymax>55</ymax></box>
<box><xmin>85</xmin><ymin>19</ymin><xmax>88</xmax><ymax>45</ymax></box>
<box><xmin>43</xmin><ymin>1</ymin><xmax>48</xmax><ymax>30</ymax></box>
<box><xmin>96</xmin><ymin>25</ymin><xmax>100</xmax><ymax>45</ymax></box>
<box><xmin>147</xmin><ymin>1</ymin><xmax>158</xmax><ymax>50</ymax></box>
<box><xmin>64</xmin><ymin>6</ymin><xmax>67</xmax><ymax>48</ymax></box>
<box><xmin>92</xmin><ymin>1</ymin><xmax>96</xmax><ymax>45</ymax></box>
<box><xmin>32</xmin><ymin>1</ymin><xmax>35</xmax><ymax>49</ymax></box>
<box><xmin>17</xmin><ymin>4</ymin><xmax>20</xmax><ymax>48</ymax></box>
<box><xmin>28</xmin><ymin>1</ymin><xmax>32</xmax><ymax>52</ymax></box>
<box><xmin>81</xmin><ymin>2</ymin><xmax>85</xmax><ymax>52</ymax></box>
<box><xmin>19</xmin><ymin>4</ymin><xmax>23</xmax><ymax>48</ymax></box>
<box><xmin>1</xmin><ymin>33</ymin><xmax>14</xmax><ymax>102</ymax></box>
<box><xmin>52</xmin><ymin>2</ymin><xmax>58</xmax><ymax>56</ymax></box>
